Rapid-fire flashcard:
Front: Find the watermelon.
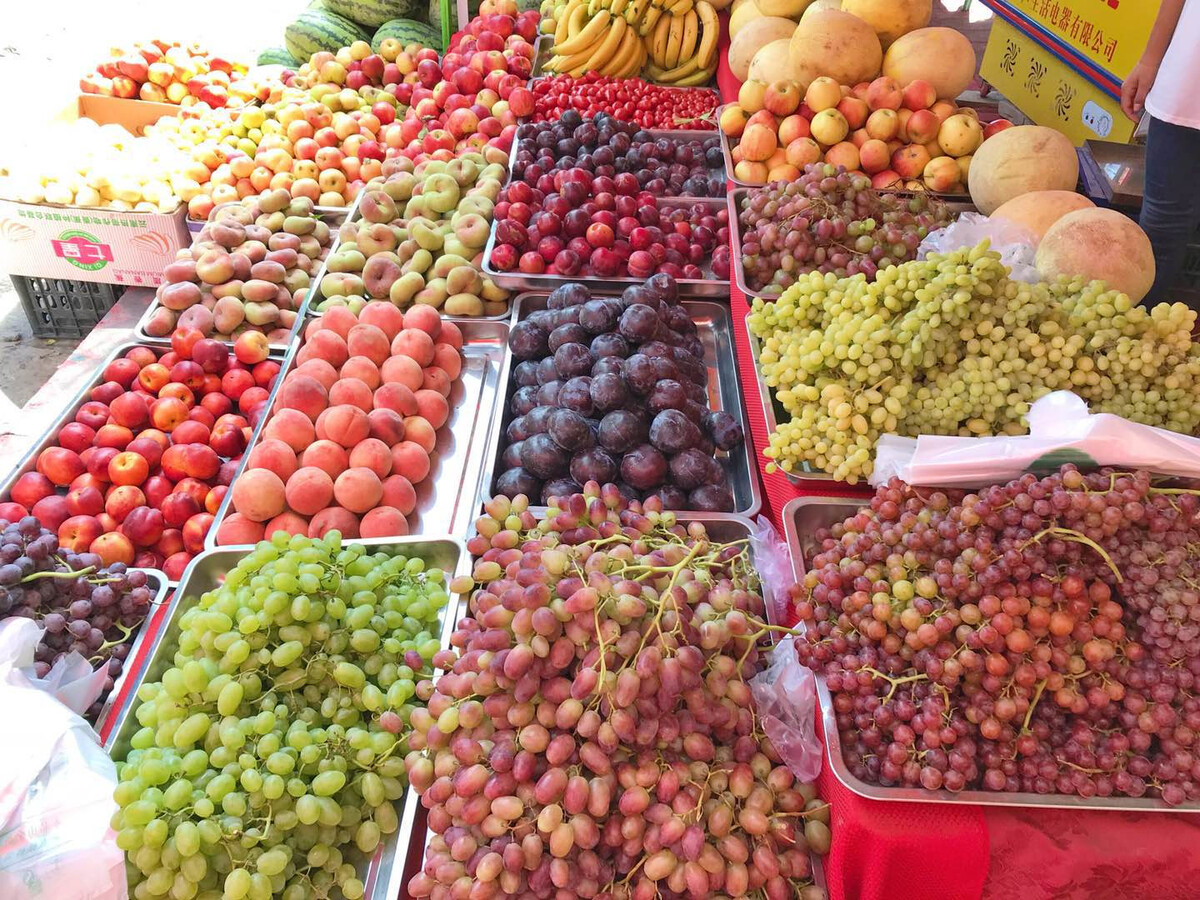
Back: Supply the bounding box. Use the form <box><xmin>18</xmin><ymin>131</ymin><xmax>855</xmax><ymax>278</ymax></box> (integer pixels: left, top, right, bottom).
<box><xmin>284</xmin><ymin>9</ymin><xmax>371</xmax><ymax>61</ymax></box>
<box><xmin>372</xmin><ymin>17</ymin><xmax>441</xmax><ymax>51</ymax></box>
<box><xmin>325</xmin><ymin>0</ymin><xmax>420</xmax><ymax>27</ymax></box>
<box><xmin>428</xmin><ymin>0</ymin><xmax>481</xmax><ymax>36</ymax></box>
<box><xmin>257</xmin><ymin>47</ymin><xmax>301</xmax><ymax>66</ymax></box>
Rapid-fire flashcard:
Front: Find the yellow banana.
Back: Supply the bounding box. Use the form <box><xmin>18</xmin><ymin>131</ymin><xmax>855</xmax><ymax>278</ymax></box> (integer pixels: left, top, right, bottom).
<box><xmin>604</xmin><ymin>25</ymin><xmax>639</xmax><ymax>75</ymax></box>
<box><xmin>638</xmin><ymin>1</ymin><xmax>664</xmax><ymax>36</ymax></box>
<box><xmin>678</xmin><ymin>9</ymin><xmax>698</xmax><ymax>65</ymax></box>
<box><xmin>561</xmin><ymin>2</ymin><xmax>587</xmax><ymax>40</ymax></box>
<box><xmin>649</xmin><ymin>55</ymin><xmax>700</xmax><ymax>82</ymax></box>
<box><xmin>665</xmin><ymin>0</ymin><xmax>693</xmax><ymax>14</ymax></box>
<box><xmin>650</xmin><ymin>13</ymin><xmax>671</xmax><ymax>66</ymax></box>
<box><xmin>554</xmin><ymin>35</ymin><xmax>606</xmax><ymax>74</ymax></box>
<box><xmin>669</xmin><ymin>64</ymin><xmax>713</xmax><ymax>85</ymax></box>
<box><xmin>663</xmin><ymin>14</ymin><xmax>684</xmax><ymax>68</ymax></box>
<box><xmin>581</xmin><ymin>16</ymin><xmax>627</xmax><ymax>72</ymax></box>
<box><xmin>619</xmin><ymin>40</ymin><xmax>646</xmax><ymax>78</ymax></box>
<box><xmin>554</xmin><ymin>8</ymin><xmax>611</xmax><ymax>54</ymax></box>
<box><xmin>611</xmin><ymin>0</ymin><xmax>629</xmax><ymax>14</ymax></box>
<box><xmin>554</xmin><ymin>0</ymin><xmax>580</xmax><ymax>43</ymax></box>
<box><xmin>623</xmin><ymin>0</ymin><xmax>644</xmax><ymax>24</ymax></box>
<box><xmin>695</xmin><ymin>0</ymin><xmax>718</xmax><ymax>69</ymax></box>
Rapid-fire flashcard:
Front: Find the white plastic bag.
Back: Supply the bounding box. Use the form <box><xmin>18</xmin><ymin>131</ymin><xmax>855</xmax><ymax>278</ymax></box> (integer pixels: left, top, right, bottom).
<box><xmin>749</xmin><ymin>515</ymin><xmax>795</xmax><ymax>627</ymax></box>
<box><xmin>872</xmin><ymin>391</ymin><xmax>1200</xmax><ymax>488</ymax></box>
<box><xmin>748</xmin><ymin>636</ymin><xmax>822</xmax><ymax>782</ymax></box>
<box><xmin>0</xmin><ymin>620</ymin><xmax>127</xmax><ymax>900</ymax></box>
<box><xmin>918</xmin><ymin>212</ymin><xmax>1041</xmax><ymax>283</ymax></box>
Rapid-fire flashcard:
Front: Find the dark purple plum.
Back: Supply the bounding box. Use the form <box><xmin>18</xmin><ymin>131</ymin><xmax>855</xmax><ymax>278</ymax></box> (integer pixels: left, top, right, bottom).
<box><xmin>668</xmin><ymin>449</ymin><xmax>712</xmax><ymax>490</ymax></box>
<box><xmin>674</xmin><ymin>353</ymin><xmax>707</xmax><ymax>385</ymax></box>
<box><xmin>705</xmin><ymin>410</ymin><xmax>744</xmax><ymax>451</ymax></box>
<box><xmin>547</xmin><ymin>283</ymin><xmax>590</xmax><ymax>308</ymax></box>
<box><xmin>554</xmin><ymin>343</ymin><xmax>594</xmax><ymax>379</ymax></box>
<box><xmin>666</xmin><ymin>306</ymin><xmax>696</xmax><ymax>335</ymax></box>
<box><xmin>569</xmin><ymin>447</ymin><xmax>618</xmax><ymax>486</ymax></box>
<box><xmin>524</xmin><ymin>406</ymin><xmax>555</xmax><ymax>435</ymax></box>
<box><xmin>619</xmin><ymin>305</ymin><xmax>659</xmax><ymax>342</ymax></box>
<box><xmin>501</xmin><ymin>441</ymin><xmax>524</xmax><ymax>469</ymax></box>
<box><xmin>647</xmin><ymin>380</ymin><xmax>688</xmax><ymax>415</ymax></box>
<box><xmin>579</xmin><ymin>299</ymin><xmax>620</xmax><ymax>334</ymax></box>
<box><xmin>509</xmin><ymin>321</ymin><xmax>549</xmax><ymax>360</ymax></box>
<box><xmin>639</xmin><ymin>341</ymin><xmax>674</xmax><ymax>359</ymax></box>
<box><xmin>558</xmin><ymin>377</ymin><xmax>594</xmax><ymax>416</ymax></box>
<box><xmin>549</xmin><ymin>323</ymin><xmax>589</xmax><ymax>351</ymax></box>
<box><xmin>648</xmin><ymin>485</ymin><xmax>688</xmax><ymax>509</ymax></box>
<box><xmin>536</xmin><ymin>357</ymin><xmax>559</xmax><ymax>385</ymax></box>
<box><xmin>650</xmin><ymin>356</ymin><xmax>680</xmax><ymax>381</ymax></box>
<box><xmin>520</xmin><ymin>434</ymin><xmax>570</xmax><ymax>479</ymax></box>
<box><xmin>547</xmin><ymin>408</ymin><xmax>594</xmax><ymax>451</ymax></box>
<box><xmin>590</xmin><ymin>333</ymin><xmax>629</xmax><ymax>359</ymax></box>
<box><xmin>511</xmin><ymin>386</ymin><xmax>539</xmax><ymax>416</ymax></box>
<box><xmin>645</xmin><ymin>272</ymin><xmax>678</xmax><ymax>306</ymax></box>
<box><xmin>495</xmin><ymin>467</ymin><xmax>541</xmax><ymax>498</ymax></box>
<box><xmin>598</xmin><ymin>410</ymin><xmax>648</xmax><ymax>453</ymax></box>
<box><xmin>684</xmin><ymin>380</ymin><xmax>708</xmax><ymax>404</ymax></box>
<box><xmin>688</xmin><ymin>484</ymin><xmax>733</xmax><ymax>511</ymax></box>
<box><xmin>590</xmin><ymin>373</ymin><xmax>627</xmax><ymax>412</ymax></box>
<box><xmin>648</xmin><ymin>409</ymin><xmax>701</xmax><ymax>453</ymax></box>
<box><xmin>506</xmin><ymin>416</ymin><xmax>530</xmax><ymax>443</ymax></box>
<box><xmin>514</xmin><ymin>361</ymin><xmax>540</xmax><ymax>387</ymax></box>
<box><xmin>536</xmin><ymin>381</ymin><xmax>562</xmax><ymax>406</ymax></box>
<box><xmin>619</xmin><ymin>444</ymin><xmax>667</xmax><ymax>490</ymax></box>
<box><xmin>591</xmin><ymin>357</ymin><xmax>624</xmax><ymax>377</ymax></box>
<box><xmin>622</xmin><ymin>355</ymin><xmax>657</xmax><ymax>394</ymax></box>
<box><xmin>541</xmin><ymin>478</ymin><xmax>583</xmax><ymax>506</ymax></box>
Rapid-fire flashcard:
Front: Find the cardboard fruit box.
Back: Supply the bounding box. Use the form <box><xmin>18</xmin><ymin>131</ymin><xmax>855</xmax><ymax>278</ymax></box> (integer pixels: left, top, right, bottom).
<box><xmin>76</xmin><ymin>93</ymin><xmax>180</xmax><ymax>137</ymax></box>
<box><xmin>0</xmin><ymin>199</ymin><xmax>188</xmax><ymax>287</ymax></box>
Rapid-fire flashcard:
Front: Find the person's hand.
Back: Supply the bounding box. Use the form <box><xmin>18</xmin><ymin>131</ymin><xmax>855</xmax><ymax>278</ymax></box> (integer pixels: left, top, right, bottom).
<box><xmin>1121</xmin><ymin>60</ymin><xmax>1158</xmax><ymax>121</ymax></box>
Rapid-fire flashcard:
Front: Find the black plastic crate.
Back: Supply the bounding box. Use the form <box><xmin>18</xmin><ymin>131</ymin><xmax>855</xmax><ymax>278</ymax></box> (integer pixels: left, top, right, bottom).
<box><xmin>13</xmin><ymin>276</ymin><xmax>126</xmax><ymax>339</ymax></box>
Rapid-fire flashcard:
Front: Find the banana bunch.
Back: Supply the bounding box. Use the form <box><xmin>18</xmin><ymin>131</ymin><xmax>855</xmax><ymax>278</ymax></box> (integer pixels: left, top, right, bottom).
<box><xmin>543</xmin><ymin>0</ymin><xmax>718</xmax><ymax>83</ymax></box>
<box><xmin>644</xmin><ymin>0</ymin><xmax>719</xmax><ymax>86</ymax></box>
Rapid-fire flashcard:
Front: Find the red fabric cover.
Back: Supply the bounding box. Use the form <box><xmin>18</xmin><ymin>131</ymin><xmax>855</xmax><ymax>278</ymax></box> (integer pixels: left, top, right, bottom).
<box><xmin>716</xmin><ymin>22</ymin><xmax>1200</xmax><ymax>900</ymax></box>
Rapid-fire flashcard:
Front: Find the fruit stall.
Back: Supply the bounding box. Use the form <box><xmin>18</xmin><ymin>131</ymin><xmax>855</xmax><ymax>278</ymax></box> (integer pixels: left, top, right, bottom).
<box><xmin>1</xmin><ymin>1</ymin><xmax>1199</xmax><ymax>900</ymax></box>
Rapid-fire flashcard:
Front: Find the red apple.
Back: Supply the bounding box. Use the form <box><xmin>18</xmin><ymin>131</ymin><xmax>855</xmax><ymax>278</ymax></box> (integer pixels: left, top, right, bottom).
<box><xmin>66</xmin><ymin>485</ymin><xmax>105</xmax><ymax>517</ymax></box>
<box><xmin>57</xmin><ymin>422</ymin><xmax>97</xmax><ymax>454</ymax></box>
<box><xmin>31</xmin><ymin>495</ymin><xmax>71</xmax><ymax>532</ymax></box>
<box><xmin>143</xmin><ymin>475</ymin><xmax>173</xmax><ymax>509</ymax></box>
<box><xmin>11</xmin><ymin>471</ymin><xmax>55</xmax><ymax>508</ymax></box>
<box><xmin>121</xmin><ymin>507</ymin><xmax>165</xmax><ymax>548</ymax></box>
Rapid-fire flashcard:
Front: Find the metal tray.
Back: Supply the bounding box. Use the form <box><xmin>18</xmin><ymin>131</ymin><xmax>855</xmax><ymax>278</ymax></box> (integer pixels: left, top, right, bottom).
<box><xmin>88</xmin><ymin>567</ymin><xmax>170</xmax><ymax>746</ymax></box>
<box><xmin>105</xmin><ymin>536</ymin><xmax>469</xmax><ymax>899</ymax></box>
<box><xmin>479</xmin><ymin>292</ymin><xmax>761</xmax><ymax>517</ymax></box>
<box><xmin>0</xmin><ymin>340</ymin><xmax>293</xmax><ymax>581</ymax></box>
<box><xmin>482</xmin><ymin>197</ymin><xmax>731</xmax><ymax>297</ymax></box>
<box><xmin>728</xmin><ymin>186</ymin><xmax>778</xmax><ymax>302</ymax></box>
<box><xmin>207</xmin><ymin>319</ymin><xmax>511</xmax><ymax>548</ymax></box>
<box><xmin>783</xmin><ymin>494</ymin><xmax>1200</xmax><ymax>813</ymax></box>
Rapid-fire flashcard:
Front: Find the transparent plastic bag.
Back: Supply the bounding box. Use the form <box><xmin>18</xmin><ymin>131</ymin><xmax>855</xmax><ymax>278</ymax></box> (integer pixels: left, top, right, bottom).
<box><xmin>750</xmin><ymin>515</ymin><xmax>794</xmax><ymax>626</ymax></box>
<box><xmin>0</xmin><ymin>620</ymin><xmax>127</xmax><ymax>900</ymax></box>
<box><xmin>749</xmin><ymin>635</ymin><xmax>823</xmax><ymax>782</ymax></box>
<box><xmin>871</xmin><ymin>391</ymin><xmax>1200</xmax><ymax>488</ymax></box>
<box><xmin>919</xmin><ymin>213</ymin><xmax>1041</xmax><ymax>283</ymax></box>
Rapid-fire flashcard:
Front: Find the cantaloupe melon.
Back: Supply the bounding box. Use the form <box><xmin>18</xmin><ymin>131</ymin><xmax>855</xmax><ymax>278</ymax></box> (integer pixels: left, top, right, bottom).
<box><xmin>992</xmin><ymin>191</ymin><xmax>1095</xmax><ymax>244</ymax></box>
<box><xmin>883</xmin><ymin>27</ymin><xmax>976</xmax><ymax>99</ymax></box>
<box><xmin>1036</xmin><ymin>208</ymin><xmax>1155</xmax><ymax>301</ymax></box>
<box><xmin>787</xmin><ymin>9</ymin><xmax>881</xmax><ymax>89</ymax></box>
<box><xmin>756</xmin><ymin>0</ymin><xmax>814</xmax><ymax>17</ymax></box>
<box><xmin>730</xmin><ymin>0</ymin><xmax>766</xmax><ymax>37</ymax></box>
<box><xmin>730</xmin><ymin>16</ymin><xmax>799</xmax><ymax>82</ymax></box>
<box><xmin>749</xmin><ymin>38</ymin><xmax>806</xmax><ymax>83</ymax></box>
<box><xmin>967</xmin><ymin>125</ymin><xmax>1078</xmax><ymax>215</ymax></box>
<box><xmin>802</xmin><ymin>0</ymin><xmax>841</xmax><ymax>17</ymax></box>
<box><xmin>842</xmin><ymin>0</ymin><xmax>931</xmax><ymax>47</ymax></box>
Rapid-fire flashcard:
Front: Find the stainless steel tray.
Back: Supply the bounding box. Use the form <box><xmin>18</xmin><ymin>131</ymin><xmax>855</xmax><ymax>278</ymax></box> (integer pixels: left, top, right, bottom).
<box><xmin>480</xmin><ymin>292</ymin><xmax>761</xmax><ymax>517</ymax></box>
<box><xmin>742</xmin><ymin>315</ymin><xmax>836</xmax><ymax>485</ymax></box>
<box><xmin>728</xmin><ymin>186</ymin><xmax>777</xmax><ymax>302</ymax></box>
<box><xmin>90</xmin><ymin>567</ymin><xmax>170</xmax><ymax>747</ymax></box>
<box><xmin>105</xmin><ymin>536</ymin><xmax>470</xmax><ymax>899</ymax></box>
<box><xmin>0</xmin><ymin>340</ymin><xmax>293</xmax><ymax>581</ymax></box>
<box><xmin>137</xmin><ymin>204</ymin><xmax>352</xmax><ymax>350</ymax></box>
<box><xmin>207</xmin><ymin>319</ymin><xmax>510</xmax><ymax>547</ymax></box>
<box><xmin>783</xmin><ymin>494</ymin><xmax>1200</xmax><ymax>813</ymax></box>
<box><xmin>482</xmin><ymin>197</ymin><xmax>731</xmax><ymax>297</ymax></box>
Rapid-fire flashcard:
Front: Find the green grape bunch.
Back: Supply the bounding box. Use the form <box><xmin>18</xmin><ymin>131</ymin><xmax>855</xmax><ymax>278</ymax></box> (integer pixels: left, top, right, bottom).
<box><xmin>111</xmin><ymin>531</ymin><xmax>454</xmax><ymax>900</ymax></box>
<box><xmin>749</xmin><ymin>241</ymin><xmax>1200</xmax><ymax>482</ymax></box>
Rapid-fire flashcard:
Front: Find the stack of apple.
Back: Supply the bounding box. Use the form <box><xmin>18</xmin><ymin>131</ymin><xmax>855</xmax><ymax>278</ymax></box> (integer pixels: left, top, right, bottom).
<box><xmin>720</xmin><ymin>75</ymin><xmax>1013</xmax><ymax>193</ymax></box>
<box><xmin>2</xmin><ymin>332</ymin><xmax>279</xmax><ymax>580</ymax></box>
<box><xmin>79</xmin><ymin>41</ymin><xmax>261</xmax><ymax>108</ymax></box>
<box><xmin>315</xmin><ymin>153</ymin><xmax>511</xmax><ymax>317</ymax></box>
<box><xmin>288</xmin><ymin>40</ymin><xmax>419</xmax><ymax>92</ymax></box>
<box><xmin>217</xmin><ymin>302</ymin><xmax>463</xmax><ymax>543</ymax></box>
<box><xmin>143</xmin><ymin>188</ymin><xmax>332</xmax><ymax>343</ymax></box>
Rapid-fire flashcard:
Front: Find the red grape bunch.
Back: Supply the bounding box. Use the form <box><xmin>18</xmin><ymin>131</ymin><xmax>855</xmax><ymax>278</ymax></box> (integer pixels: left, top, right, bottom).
<box><xmin>0</xmin><ymin>514</ymin><xmax>154</xmax><ymax>721</ymax></box>
<box><xmin>404</xmin><ymin>486</ymin><xmax>830</xmax><ymax>900</ymax></box>
<box><xmin>792</xmin><ymin>465</ymin><xmax>1200</xmax><ymax>805</ymax></box>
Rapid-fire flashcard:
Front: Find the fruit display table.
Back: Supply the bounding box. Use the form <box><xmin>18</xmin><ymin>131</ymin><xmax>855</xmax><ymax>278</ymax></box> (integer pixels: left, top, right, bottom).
<box><xmin>714</xmin><ymin>28</ymin><xmax>1200</xmax><ymax>900</ymax></box>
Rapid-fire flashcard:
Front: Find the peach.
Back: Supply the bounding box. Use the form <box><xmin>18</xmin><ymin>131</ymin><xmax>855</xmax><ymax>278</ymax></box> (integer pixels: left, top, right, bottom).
<box><xmin>108</xmin><ymin>451</ymin><xmax>150</xmax><ymax>487</ymax></box>
<box><xmin>234</xmin><ymin>331</ymin><xmax>270</xmax><ymax>364</ymax></box>
<box><xmin>154</xmin><ymin>528</ymin><xmax>184</xmax><ymax>559</ymax></box>
<box><xmin>216</xmin><ymin>512</ymin><xmax>266</xmax><ymax>545</ymax></box>
<box><xmin>59</xmin><ymin>515</ymin><xmax>104</xmax><ymax>552</ymax></box>
<box><xmin>231</xmin><ymin>468</ymin><xmax>286</xmax><ymax>522</ymax></box>
<box><xmin>95</xmin><ymin>424</ymin><xmax>134</xmax><ymax>449</ymax></box>
<box><xmin>360</xmin><ymin>506</ymin><xmax>409</xmax><ymax>538</ymax></box>
<box><xmin>308</xmin><ymin>506</ymin><xmax>360</xmax><ymax>539</ymax></box>
<box><xmin>318</xmin><ymin>305</ymin><xmax>358</xmax><ymax>339</ymax></box>
<box><xmin>340</xmin><ymin>356</ymin><xmax>381</xmax><ymax>389</ymax></box>
<box><xmin>239</xmin><ymin>386</ymin><xmax>270</xmax><ymax>416</ymax></box>
<box><xmin>348</xmin><ymin>438</ymin><xmax>392</xmax><ymax>479</ymax></box>
<box><xmin>75</xmin><ymin>400</ymin><xmax>109</xmax><ymax>429</ymax></box>
<box><xmin>161</xmin><ymin>444</ymin><xmax>221</xmax><ymax>481</ymax></box>
<box><xmin>57</xmin><ymin>422</ymin><xmax>96</xmax><ymax>455</ymax></box>
<box><xmin>121</xmin><ymin>507</ymin><xmax>165</xmax><ymax>548</ymax></box>
<box><xmin>109</xmin><ymin>393</ymin><xmax>150</xmax><ymax>429</ymax></box>
<box><xmin>163</xmin><ymin>552</ymin><xmax>191</xmax><ymax>580</ymax></box>
<box><xmin>0</xmin><ymin>502</ymin><xmax>27</xmax><ymax>521</ymax></box>
<box><xmin>380</xmin><ymin>355</ymin><xmax>424</xmax><ymax>391</ymax></box>
<box><xmin>284</xmin><ymin>466</ymin><xmax>336</xmax><ymax>516</ymax></box>
<box><xmin>222</xmin><ymin>368</ymin><xmax>256</xmax><ymax>401</ymax></box>
<box><xmin>298</xmin><ymin>440</ymin><xmax>349</xmax><ymax>479</ymax></box>
<box><xmin>403</xmin><ymin>416</ymin><xmax>437</xmax><ymax>453</ymax></box>
<box><xmin>151</xmin><ymin>397</ymin><xmax>190</xmax><ymax>432</ymax></box>
<box><xmin>263</xmin><ymin>511</ymin><xmax>310</xmax><ymax>539</ymax></box>
<box><xmin>253</xmin><ymin>360</ymin><xmax>281</xmax><ymax>389</ymax></box>
<box><xmin>437</xmin><ymin>321</ymin><xmax>463</xmax><ymax>350</ymax></box>
<box><xmin>328</xmin><ymin>377</ymin><xmax>374</xmax><ymax>411</ymax></box>
<box><xmin>66</xmin><ymin>485</ymin><xmax>105</xmax><ymax>517</ymax></box>
<box><xmin>432</xmin><ymin>344</ymin><xmax>462</xmax><ymax>380</ymax></box>
<box><xmin>374</xmin><ymin>382</ymin><xmax>418</xmax><ymax>416</ymax></box>
<box><xmin>37</xmin><ymin>447</ymin><xmax>86</xmax><ymax>487</ymax></box>
<box><xmin>390</xmin><ymin>329</ymin><xmax>435</xmax><ymax>366</ymax></box>
<box><xmin>91</xmin><ymin>532</ymin><xmax>135</xmax><ymax>567</ymax></box>
<box><xmin>414</xmin><ymin>390</ymin><xmax>449</xmax><ymax>429</ymax></box>
<box><xmin>347</xmin><ymin>324</ymin><xmax>390</xmax><ymax>366</ymax></box>
<box><xmin>206</xmin><ymin>484</ymin><xmax>227</xmax><ymax>516</ymax></box>
<box><xmin>172</xmin><ymin>478</ymin><xmax>211</xmax><ymax>511</ymax></box>
<box><xmin>12</xmin><ymin>472</ymin><xmax>54</xmax><ymax>508</ymax></box>
<box><xmin>161</xmin><ymin>492</ymin><xmax>202</xmax><ymax>528</ymax></box>
<box><xmin>301</xmin><ymin>330</ymin><xmax>349</xmax><ymax>368</ymax></box>
<box><xmin>422</xmin><ymin>367</ymin><xmax>452</xmax><ymax>397</ymax></box>
<box><xmin>263</xmin><ymin>408</ymin><xmax>317</xmax><ymax>453</ymax></box>
<box><xmin>401</xmin><ymin>304</ymin><xmax>441</xmax><ymax>339</ymax></box>
<box><xmin>333</xmin><ymin>467</ymin><xmax>383</xmax><ymax>514</ymax></box>
<box><xmin>391</xmin><ymin>441</ymin><xmax>431</xmax><ymax>484</ymax></box>
<box><xmin>142</xmin><ymin>474</ymin><xmax>172</xmax><ymax>509</ymax></box>
<box><xmin>105</xmin><ymin>485</ymin><xmax>146</xmax><ymax>522</ymax></box>
<box><xmin>315</xmin><ymin>405</ymin><xmax>371</xmax><ymax>448</ymax></box>
<box><xmin>171</xmin><ymin>420</ymin><xmax>211</xmax><ymax>446</ymax></box>
<box><xmin>294</xmin><ymin>359</ymin><xmax>339</xmax><ymax>392</ymax></box>
<box><xmin>31</xmin><ymin>495</ymin><xmax>71</xmax><ymax>532</ymax></box>
<box><xmin>364</xmin><ymin>409</ymin><xmax>405</xmax><ymax>446</ymax></box>
<box><xmin>182</xmin><ymin>513</ymin><xmax>215</xmax><ymax>553</ymax></box>
<box><xmin>248</xmin><ymin>438</ymin><xmax>299</xmax><ymax>482</ymax></box>
<box><xmin>380</xmin><ymin>474</ymin><xmax>417</xmax><ymax>515</ymax></box>
<box><xmin>160</xmin><ymin>383</ymin><xmax>196</xmax><ymax>407</ymax></box>
<box><xmin>361</xmin><ymin>301</ymin><xmax>406</xmax><ymax>340</ymax></box>
<box><xmin>277</xmin><ymin>374</ymin><xmax>329</xmax><ymax>420</ymax></box>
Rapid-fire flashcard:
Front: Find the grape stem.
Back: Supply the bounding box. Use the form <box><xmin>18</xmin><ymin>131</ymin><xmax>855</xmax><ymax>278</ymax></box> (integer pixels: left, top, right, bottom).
<box><xmin>20</xmin><ymin>565</ymin><xmax>96</xmax><ymax>582</ymax></box>
<box><xmin>1022</xmin><ymin>527</ymin><xmax>1123</xmax><ymax>584</ymax></box>
<box><xmin>861</xmin><ymin>667</ymin><xmax>928</xmax><ymax>702</ymax></box>
<box><xmin>1021</xmin><ymin>678</ymin><xmax>1048</xmax><ymax>733</ymax></box>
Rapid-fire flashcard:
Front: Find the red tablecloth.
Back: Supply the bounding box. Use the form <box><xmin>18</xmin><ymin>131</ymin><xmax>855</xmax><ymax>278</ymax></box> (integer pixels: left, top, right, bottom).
<box><xmin>713</xmin><ymin>22</ymin><xmax>1200</xmax><ymax>900</ymax></box>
